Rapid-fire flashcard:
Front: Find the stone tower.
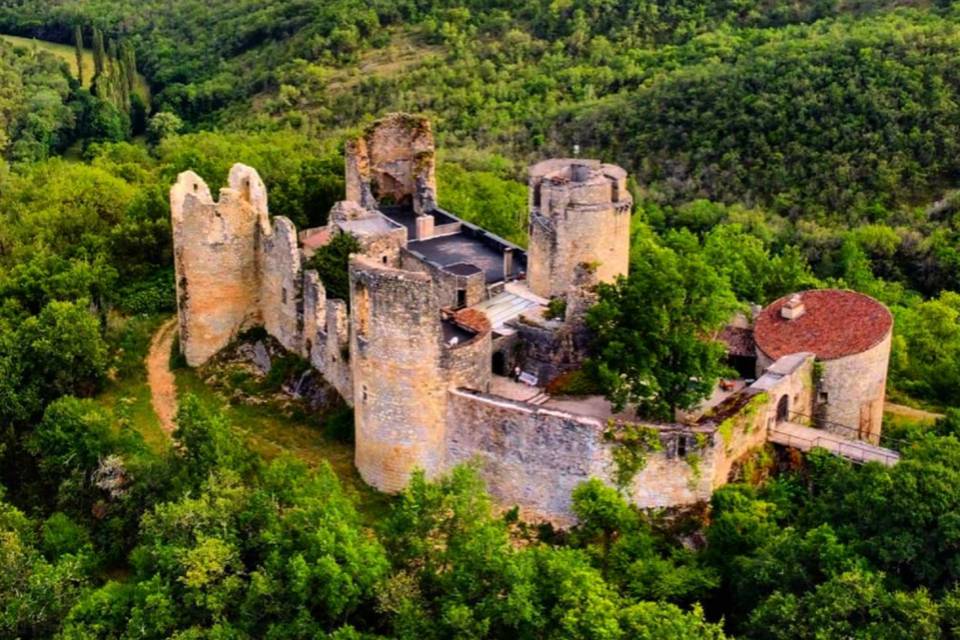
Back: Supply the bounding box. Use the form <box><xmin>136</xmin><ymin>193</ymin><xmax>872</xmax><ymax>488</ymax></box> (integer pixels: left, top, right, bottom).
<box><xmin>350</xmin><ymin>254</ymin><xmax>492</xmax><ymax>493</ymax></box>
<box><xmin>171</xmin><ymin>165</ymin><xmax>271</xmax><ymax>366</ymax></box>
<box><xmin>526</xmin><ymin>159</ymin><xmax>632</xmax><ymax>299</ymax></box>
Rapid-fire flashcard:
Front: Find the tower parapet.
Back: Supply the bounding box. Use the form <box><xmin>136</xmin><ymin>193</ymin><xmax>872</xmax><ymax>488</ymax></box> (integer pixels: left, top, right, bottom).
<box><xmin>527</xmin><ymin>159</ymin><xmax>632</xmax><ymax>299</ymax></box>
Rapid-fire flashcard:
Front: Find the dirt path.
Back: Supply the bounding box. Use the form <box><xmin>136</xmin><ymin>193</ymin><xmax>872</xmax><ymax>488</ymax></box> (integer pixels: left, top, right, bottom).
<box><xmin>147</xmin><ymin>317</ymin><xmax>179</xmax><ymax>434</ymax></box>
<box><xmin>885</xmin><ymin>401</ymin><xmax>944</xmax><ymax>424</ymax></box>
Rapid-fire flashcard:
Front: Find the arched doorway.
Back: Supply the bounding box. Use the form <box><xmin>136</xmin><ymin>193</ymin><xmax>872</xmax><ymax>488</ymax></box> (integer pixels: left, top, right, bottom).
<box><xmin>777</xmin><ymin>395</ymin><xmax>790</xmax><ymax>422</ymax></box>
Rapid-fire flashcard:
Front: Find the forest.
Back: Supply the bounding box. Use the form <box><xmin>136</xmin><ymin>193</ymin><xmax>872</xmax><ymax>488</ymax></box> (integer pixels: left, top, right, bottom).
<box><xmin>1</xmin><ymin>0</ymin><xmax>960</xmax><ymax>637</ymax></box>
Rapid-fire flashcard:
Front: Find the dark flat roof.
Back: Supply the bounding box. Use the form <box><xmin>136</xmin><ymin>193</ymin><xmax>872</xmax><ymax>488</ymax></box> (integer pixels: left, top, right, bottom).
<box><xmin>409</xmin><ymin>233</ymin><xmax>520</xmax><ymax>283</ymax></box>
<box><xmin>379</xmin><ymin>205</ymin><xmax>457</xmax><ymax>237</ymax></box>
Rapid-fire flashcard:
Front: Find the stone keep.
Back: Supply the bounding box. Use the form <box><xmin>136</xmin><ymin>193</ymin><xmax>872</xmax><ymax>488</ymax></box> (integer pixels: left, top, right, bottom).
<box><xmin>349</xmin><ymin>255</ymin><xmax>492</xmax><ymax>492</ymax></box>
<box><xmin>527</xmin><ymin>159</ymin><xmax>632</xmax><ymax>299</ymax></box>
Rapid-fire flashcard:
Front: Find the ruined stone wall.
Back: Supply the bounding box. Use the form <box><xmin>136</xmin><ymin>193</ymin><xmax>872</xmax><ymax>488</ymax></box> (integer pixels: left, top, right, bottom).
<box><xmin>258</xmin><ymin>216</ymin><xmax>302</xmax><ymax>354</ymax></box>
<box><xmin>350</xmin><ymin>256</ymin><xmax>450</xmax><ymax>492</ymax></box>
<box><xmin>444</xmin><ymin>393</ymin><xmax>724</xmax><ymax>524</ymax></box>
<box><xmin>303</xmin><ymin>271</ymin><xmax>353</xmax><ymax>403</ymax></box>
<box><xmin>442</xmin><ymin>332</ymin><xmax>492</xmax><ymax>393</ymax></box>
<box><xmin>818</xmin><ymin>332</ymin><xmax>892</xmax><ymax>442</ymax></box>
<box><xmin>171</xmin><ymin>165</ymin><xmax>269</xmax><ymax>366</ymax></box>
<box><xmin>446</xmin><ymin>354</ymin><xmax>816</xmax><ymax>524</ymax></box>
<box><xmin>527</xmin><ymin>160</ymin><xmax>632</xmax><ymax>299</ymax></box>
<box><xmin>515</xmin><ymin>319</ymin><xmax>592</xmax><ymax>385</ymax></box>
<box><xmin>345</xmin><ymin>113</ymin><xmax>437</xmax><ymax>214</ymax></box>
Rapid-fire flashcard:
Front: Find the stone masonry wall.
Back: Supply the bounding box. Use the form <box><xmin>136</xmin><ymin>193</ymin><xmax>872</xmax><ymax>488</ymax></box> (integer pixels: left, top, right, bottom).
<box><xmin>303</xmin><ymin>271</ymin><xmax>353</xmax><ymax>403</ymax></box>
<box><xmin>527</xmin><ymin>160</ymin><xmax>632</xmax><ymax>299</ymax></box>
<box><xmin>400</xmin><ymin>248</ymin><xmax>487</xmax><ymax>309</ymax></box>
<box><xmin>819</xmin><ymin>332</ymin><xmax>892</xmax><ymax>442</ymax></box>
<box><xmin>259</xmin><ymin>216</ymin><xmax>302</xmax><ymax>354</ymax></box>
<box><xmin>446</xmin><ymin>353</ymin><xmax>815</xmax><ymax>524</ymax></box>
<box><xmin>350</xmin><ymin>255</ymin><xmax>450</xmax><ymax>492</ymax></box>
<box><xmin>171</xmin><ymin>166</ymin><xmax>269</xmax><ymax>366</ymax></box>
<box><xmin>446</xmin><ymin>389</ymin><xmax>611</xmax><ymax>524</ymax></box>
<box><xmin>345</xmin><ymin>113</ymin><xmax>438</xmax><ymax>214</ymax></box>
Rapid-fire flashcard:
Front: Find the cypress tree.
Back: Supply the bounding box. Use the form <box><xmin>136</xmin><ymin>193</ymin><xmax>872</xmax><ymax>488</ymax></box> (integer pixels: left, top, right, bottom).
<box><xmin>121</xmin><ymin>41</ymin><xmax>137</xmax><ymax>93</ymax></box>
<box><xmin>91</xmin><ymin>28</ymin><xmax>105</xmax><ymax>78</ymax></box>
<box><xmin>73</xmin><ymin>25</ymin><xmax>85</xmax><ymax>86</ymax></box>
<box><xmin>107</xmin><ymin>39</ymin><xmax>118</xmax><ymax>78</ymax></box>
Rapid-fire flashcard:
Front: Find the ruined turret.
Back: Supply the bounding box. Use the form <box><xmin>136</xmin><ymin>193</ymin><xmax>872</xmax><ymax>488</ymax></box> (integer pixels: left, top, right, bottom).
<box><xmin>526</xmin><ymin>159</ymin><xmax>632</xmax><ymax>299</ymax></box>
<box><xmin>345</xmin><ymin>113</ymin><xmax>437</xmax><ymax>215</ymax></box>
<box><xmin>171</xmin><ymin>164</ymin><xmax>302</xmax><ymax>366</ymax></box>
<box><xmin>171</xmin><ymin>165</ymin><xmax>270</xmax><ymax>366</ymax></box>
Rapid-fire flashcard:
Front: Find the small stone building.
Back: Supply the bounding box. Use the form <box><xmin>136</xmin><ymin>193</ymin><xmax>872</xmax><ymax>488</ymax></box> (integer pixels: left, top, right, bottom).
<box><xmin>753</xmin><ymin>289</ymin><xmax>893</xmax><ymax>443</ymax></box>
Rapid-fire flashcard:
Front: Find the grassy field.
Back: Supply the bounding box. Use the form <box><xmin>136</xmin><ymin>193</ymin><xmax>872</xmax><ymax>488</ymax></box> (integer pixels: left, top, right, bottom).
<box><xmin>95</xmin><ymin>312</ymin><xmax>391</xmax><ymax>520</ymax></box>
<box><xmin>0</xmin><ymin>32</ymin><xmax>149</xmax><ymax>100</ymax></box>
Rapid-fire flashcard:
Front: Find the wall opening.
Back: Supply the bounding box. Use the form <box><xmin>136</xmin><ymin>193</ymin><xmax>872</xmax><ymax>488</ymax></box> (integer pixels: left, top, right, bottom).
<box><xmin>777</xmin><ymin>395</ymin><xmax>790</xmax><ymax>422</ymax></box>
<box><xmin>492</xmin><ymin>351</ymin><xmax>506</xmax><ymax>376</ymax></box>
<box><xmin>456</xmin><ymin>288</ymin><xmax>467</xmax><ymax>309</ymax></box>
<box><xmin>677</xmin><ymin>436</ymin><xmax>687</xmax><ymax>458</ymax></box>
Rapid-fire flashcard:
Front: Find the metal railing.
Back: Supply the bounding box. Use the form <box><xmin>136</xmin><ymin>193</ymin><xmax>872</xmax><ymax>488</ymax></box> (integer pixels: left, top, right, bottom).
<box><xmin>787</xmin><ymin>411</ymin><xmax>904</xmax><ymax>451</ymax></box>
<box><xmin>770</xmin><ymin>427</ymin><xmax>900</xmax><ymax>466</ymax></box>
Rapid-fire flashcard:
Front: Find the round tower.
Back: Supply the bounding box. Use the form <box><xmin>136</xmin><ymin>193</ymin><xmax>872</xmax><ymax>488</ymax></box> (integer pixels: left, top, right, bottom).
<box><xmin>754</xmin><ymin>289</ymin><xmax>893</xmax><ymax>443</ymax></box>
<box><xmin>526</xmin><ymin>159</ymin><xmax>633</xmax><ymax>299</ymax></box>
<box><xmin>349</xmin><ymin>255</ymin><xmax>492</xmax><ymax>492</ymax></box>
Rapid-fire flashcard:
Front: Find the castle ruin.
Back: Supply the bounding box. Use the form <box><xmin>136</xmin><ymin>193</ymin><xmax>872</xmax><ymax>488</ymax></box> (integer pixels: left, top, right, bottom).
<box><xmin>172</xmin><ymin>113</ymin><xmax>898</xmax><ymax>524</ymax></box>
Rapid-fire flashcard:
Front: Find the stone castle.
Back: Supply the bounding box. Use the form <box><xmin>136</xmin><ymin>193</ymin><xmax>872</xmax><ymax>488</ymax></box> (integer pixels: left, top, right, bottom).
<box><xmin>172</xmin><ymin>113</ymin><xmax>897</xmax><ymax>524</ymax></box>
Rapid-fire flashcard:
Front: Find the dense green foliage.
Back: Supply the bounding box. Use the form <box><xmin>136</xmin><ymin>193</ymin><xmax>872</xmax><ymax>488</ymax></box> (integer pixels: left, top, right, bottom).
<box><xmin>588</xmin><ymin>227</ymin><xmax>740</xmax><ymax>419</ymax></box>
<box><xmin>306</xmin><ymin>231</ymin><xmax>363</xmax><ymax>304</ymax></box>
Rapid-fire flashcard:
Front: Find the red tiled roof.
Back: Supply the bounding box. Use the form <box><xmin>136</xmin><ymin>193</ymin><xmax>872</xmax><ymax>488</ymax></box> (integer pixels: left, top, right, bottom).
<box><xmin>301</xmin><ymin>228</ymin><xmax>332</xmax><ymax>253</ymax></box>
<box><xmin>454</xmin><ymin>308</ymin><xmax>492</xmax><ymax>335</ymax></box>
<box><xmin>754</xmin><ymin>289</ymin><xmax>892</xmax><ymax>361</ymax></box>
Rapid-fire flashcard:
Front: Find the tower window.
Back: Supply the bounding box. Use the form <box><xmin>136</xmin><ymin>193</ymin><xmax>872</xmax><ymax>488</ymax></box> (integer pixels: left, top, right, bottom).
<box><xmin>282</xmin><ymin>287</ymin><xmax>288</xmax><ymax>304</ymax></box>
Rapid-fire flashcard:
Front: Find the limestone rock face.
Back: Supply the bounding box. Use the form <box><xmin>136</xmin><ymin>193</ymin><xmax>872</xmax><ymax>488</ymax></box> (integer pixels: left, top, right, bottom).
<box><xmin>345</xmin><ymin>113</ymin><xmax>437</xmax><ymax>214</ymax></box>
